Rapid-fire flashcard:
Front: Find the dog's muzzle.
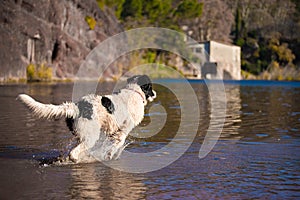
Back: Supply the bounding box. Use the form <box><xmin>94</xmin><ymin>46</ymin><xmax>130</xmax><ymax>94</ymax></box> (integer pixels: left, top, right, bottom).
<box><xmin>147</xmin><ymin>90</ymin><xmax>156</xmax><ymax>102</ymax></box>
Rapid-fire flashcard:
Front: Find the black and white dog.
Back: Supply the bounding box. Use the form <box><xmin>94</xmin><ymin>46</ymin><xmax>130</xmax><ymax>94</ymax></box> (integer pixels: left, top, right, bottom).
<box><xmin>18</xmin><ymin>75</ymin><xmax>156</xmax><ymax>163</ymax></box>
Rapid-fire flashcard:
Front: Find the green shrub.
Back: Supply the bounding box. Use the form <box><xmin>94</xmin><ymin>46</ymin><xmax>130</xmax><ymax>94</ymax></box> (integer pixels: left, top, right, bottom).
<box><xmin>85</xmin><ymin>16</ymin><xmax>97</xmax><ymax>30</ymax></box>
<box><xmin>96</xmin><ymin>0</ymin><xmax>105</xmax><ymax>10</ymax></box>
<box><xmin>235</xmin><ymin>38</ymin><xmax>245</xmax><ymax>47</ymax></box>
<box><xmin>26</xmin><ymin>63</ymin><xmax>52</xmax><ymax>82</ymax></box>
<box><xmin>37</xmin><ymin>63</ymin><xmax>52</xmax><ymax>81</ymax></box>
<box><xmin>26</xmin><ymin>63</ymin><xmax>36</xmax><ymax>81</ymax></box>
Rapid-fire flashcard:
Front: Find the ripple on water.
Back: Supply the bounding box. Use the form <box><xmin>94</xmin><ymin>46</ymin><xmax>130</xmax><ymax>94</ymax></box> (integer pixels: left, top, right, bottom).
<box><xmin>0</xmin><ymin>82</ymin><xmax>300</xmax><ymax>199</ymax></box>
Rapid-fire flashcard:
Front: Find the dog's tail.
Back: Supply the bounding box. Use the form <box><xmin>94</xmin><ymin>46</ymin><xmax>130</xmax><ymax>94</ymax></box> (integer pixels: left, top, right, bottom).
<box><xmin>17</xmin><ymin>94</ymin><xmax>78</xmax><ymax>119</ymax></box>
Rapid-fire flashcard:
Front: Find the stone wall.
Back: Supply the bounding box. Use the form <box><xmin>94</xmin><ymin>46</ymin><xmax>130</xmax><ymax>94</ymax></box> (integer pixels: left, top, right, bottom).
<box><xmin>189</xmin><ymin>41</ymin><xmax>241</xmax><ymax>80</ymax></box>
<box><xmin>0</xmin><ymin>0</ymin><xmax>124</xmax><ymax>81</ymax></box>
<box><xmin>209</xmin><ymin>41</ymin><xmax>241</xmax><ymax>80</ymax></box>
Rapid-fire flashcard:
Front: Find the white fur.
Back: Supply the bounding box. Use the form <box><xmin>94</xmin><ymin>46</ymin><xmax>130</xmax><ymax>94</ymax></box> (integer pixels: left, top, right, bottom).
<box><xmin>17</xmin><ymin>94</ymin><xmax>78</xmax><ymax>119</ymax></box>
<box><xmin>17</xmin><ymin>82</ymin><xmax>156</xmax><ymax>163</ymax></box>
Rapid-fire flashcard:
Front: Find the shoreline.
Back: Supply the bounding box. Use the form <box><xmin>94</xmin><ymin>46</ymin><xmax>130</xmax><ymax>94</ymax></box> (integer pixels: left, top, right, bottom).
<box><xmin>1</xmin><ymin>77</ymin><xmax>300</xmax><ymax>85</ymax></box>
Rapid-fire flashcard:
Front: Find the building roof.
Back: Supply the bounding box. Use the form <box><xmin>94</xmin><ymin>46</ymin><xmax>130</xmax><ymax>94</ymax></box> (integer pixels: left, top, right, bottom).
<box><xmin>189</xmin><ymin>40</ymin><xmax>240</xmax><ymax>48</ymax></box>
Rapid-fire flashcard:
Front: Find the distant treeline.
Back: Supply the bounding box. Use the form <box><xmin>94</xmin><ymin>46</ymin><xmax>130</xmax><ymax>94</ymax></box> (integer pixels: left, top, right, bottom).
<box><xmin>97</xmin><ymin>0</ymin><xmax>300</xmax><ymax>80</ymax></box>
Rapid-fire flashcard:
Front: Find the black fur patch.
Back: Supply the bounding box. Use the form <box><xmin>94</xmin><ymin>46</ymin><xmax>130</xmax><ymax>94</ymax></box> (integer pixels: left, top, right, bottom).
<box><xmin>128</xmin><ymin>75</ymin><xmax>155</xmax><ymax>99</ymax></box>
<box><xmin>77</xmin><ymin>100</ymin><xmax>93</xmax><ymax>119</ymax></box>
<box><xmin>66</xmin><ymin>117</ymin><xmax>75</xmax><ymax>134</ymax></box>
<box><xmin>140</xmin><ymin>83</ymin><xmax>155</xmax><ymax>99</ymax></box>
<box><xmin>101</xmin><ymin>96</ymin><xmax>115</xmax><ymax>114</ymax></box>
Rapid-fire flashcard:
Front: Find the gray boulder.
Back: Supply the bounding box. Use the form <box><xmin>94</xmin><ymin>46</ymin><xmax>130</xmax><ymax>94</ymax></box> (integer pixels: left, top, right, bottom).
<box><xmin>0</xmin><ymin>0</ymin><xmax>124</xmax><ymax>81</ymax></box>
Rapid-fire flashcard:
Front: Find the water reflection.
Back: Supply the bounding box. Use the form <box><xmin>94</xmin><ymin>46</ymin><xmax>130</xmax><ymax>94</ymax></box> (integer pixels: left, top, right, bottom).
<box><xmin>0</xmin><ymin>81</ymin><xmax>299</xmax><ymax>199</ymax></box>
<box><xmin>193</xmin><ymin>82</ymin><xmax>242</xmax><ymax>140</ymax></box>
<box><xmin>69</xmin><ymin>164</ymin><xmax>146</xmax><ymax>199</ymax></box>
<box><xmin>223</xmin><ymin>84</ymin><xmax>242</xmax><ymax>139</ymax></box>
<box><xmin>239</xmin><ymin>85</ymin><xmax>300</xmax><ymax>143</ymax></box>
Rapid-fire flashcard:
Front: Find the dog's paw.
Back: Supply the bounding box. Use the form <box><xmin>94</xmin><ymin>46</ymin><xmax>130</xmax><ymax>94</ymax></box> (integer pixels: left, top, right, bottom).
<box><xmin>69</xmin><ymin>146</ymin><xmax>81</xmax><ymax>163</ymax></box>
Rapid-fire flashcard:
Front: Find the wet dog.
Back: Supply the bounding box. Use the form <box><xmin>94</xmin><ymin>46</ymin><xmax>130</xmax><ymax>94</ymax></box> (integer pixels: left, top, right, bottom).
<box><xmin>18</xmin><ymin>75</ymin><xmax>156</xmax><ymax>164</ymax></box>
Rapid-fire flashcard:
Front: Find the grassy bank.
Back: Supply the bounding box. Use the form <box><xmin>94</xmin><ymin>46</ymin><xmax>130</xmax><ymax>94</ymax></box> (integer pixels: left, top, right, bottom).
<box><xmin>2</xmin><ymin>64</ymin><xmax>300</xmax><ymax>84</ymax></box>
<box><xmin>242</xmin><ymin>64</ymin><xmax>300</xmax><ymax>81</ymax></box>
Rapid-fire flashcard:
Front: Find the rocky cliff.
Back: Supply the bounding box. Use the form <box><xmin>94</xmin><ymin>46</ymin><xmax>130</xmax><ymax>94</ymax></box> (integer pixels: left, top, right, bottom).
<box><xmin>0</xmin><ymin>0</ymin><xmax>124</xmax><ymax>81</ymax></box>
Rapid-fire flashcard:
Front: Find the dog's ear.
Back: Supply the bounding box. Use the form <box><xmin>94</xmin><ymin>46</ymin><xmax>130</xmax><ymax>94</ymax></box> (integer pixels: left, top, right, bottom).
<box><xmin>127</xmin><ymin>75</ymin><xmax>156</xmax><ymax>101</ymax></box>
<box><xmin>136</xmin><ymin>75</ymin><xmax>156</xmax><ymax>101</ymax></box>
<box><xmin>127</xmin><ymin>75</ymin><xmax>152</xmax><ymax>86</ymax></box>
<box><xmin>136</xmin><ymin>75</ymin><xmax>151</xmax><ymax>86</ymax></box>
<box><xmin>127</xmin><ymin>75</ymin><xmax>141</xmax><ymax>84</ymax></box>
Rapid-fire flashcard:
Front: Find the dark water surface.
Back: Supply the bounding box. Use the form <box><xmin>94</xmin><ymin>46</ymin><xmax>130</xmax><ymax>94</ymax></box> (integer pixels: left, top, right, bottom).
<box><xmin>0</xmin><ymin>80</ymin><xmax>299</xmax><ymax>199</ymax></box>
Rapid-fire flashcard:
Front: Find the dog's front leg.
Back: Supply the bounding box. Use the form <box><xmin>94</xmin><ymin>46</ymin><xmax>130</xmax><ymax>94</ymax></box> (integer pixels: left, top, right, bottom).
<box><xmin>69</xmin><ymin>143</ymin><xmax>97</xmax><ymax>163</ymax></box>
<box><xmin>105</xmin><ymin>132</ymin><xmax>127</xmax><ymax>160</ymax></box>
<box><xmin>69</xmin><ymin>143</ymin><xmax>85</xmax><ymax>163</ymax></box>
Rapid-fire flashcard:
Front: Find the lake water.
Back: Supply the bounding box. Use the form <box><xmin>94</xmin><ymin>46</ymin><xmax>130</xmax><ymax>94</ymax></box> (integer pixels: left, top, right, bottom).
<box><xmin>0</xmin><ymin>80</ymin><xmax>299</xmax><ymax>199</ymax></box>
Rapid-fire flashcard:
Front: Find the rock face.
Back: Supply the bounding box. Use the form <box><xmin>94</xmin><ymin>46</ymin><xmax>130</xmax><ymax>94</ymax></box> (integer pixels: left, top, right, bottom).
<box><xmin>0</xmin><ymin>0</ymin><xmax>124</xmax><ymax>81</ymax></box>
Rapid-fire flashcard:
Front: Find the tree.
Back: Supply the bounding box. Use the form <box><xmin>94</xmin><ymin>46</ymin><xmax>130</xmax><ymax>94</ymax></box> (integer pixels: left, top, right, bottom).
<box><xmin>143</xmin><ymin>0</ymin><xmax>172</xmax><ymax>25</ymax></box>
<box><xmin>96</xmin><ymin>0</ymin><xmax>125</xmax><ymax>19</ymax></box>
<box><xmin>195</xmin><ymin>0</ymin><xmax>234</xmax><ymax>42</ymax></box>
<box><xmin>268</xmin><ymin>33</ymin><xmax>295</xmax><ymax>66</ymax></box>
<box><xmin>120</xmin><ymin>0</ymin><xmax>143</xmax><ymax>20</ymax></box>
<box><xmin>174</xmin><ymin>0</ymin><xmax>203</xmax><ymax>20</ymax></box>
<box><xmin>225</xmin><ymin>0</ymin><xmax>299</xmax><ymax>75</ymax></box>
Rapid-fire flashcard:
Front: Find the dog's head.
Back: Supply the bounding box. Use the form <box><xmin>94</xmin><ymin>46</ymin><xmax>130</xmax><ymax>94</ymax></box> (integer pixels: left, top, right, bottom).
<box><xmin>127</xmin><ymin>75</ymin><xmax>156</xmax><ymax>102</ymax></box>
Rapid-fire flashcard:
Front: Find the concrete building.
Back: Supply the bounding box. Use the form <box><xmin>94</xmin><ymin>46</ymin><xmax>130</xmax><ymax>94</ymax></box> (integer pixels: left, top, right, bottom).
<box><xmin>189</xmin><ymin>41</ymin><xmax>241</xmax><ymax>80</ymax></box>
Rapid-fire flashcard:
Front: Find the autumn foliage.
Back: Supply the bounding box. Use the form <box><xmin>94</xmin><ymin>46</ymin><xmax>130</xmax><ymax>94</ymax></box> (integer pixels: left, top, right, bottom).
<box><xmin>97</xmin><ymin>0</ymin><xmax>300</xmax><ymax>80</ymax></box>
